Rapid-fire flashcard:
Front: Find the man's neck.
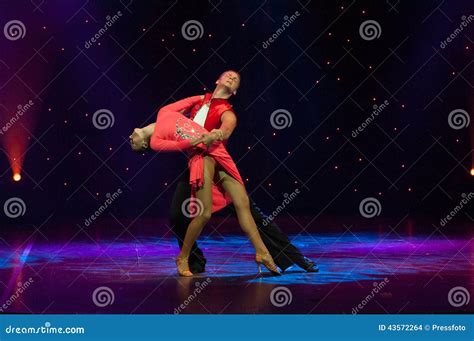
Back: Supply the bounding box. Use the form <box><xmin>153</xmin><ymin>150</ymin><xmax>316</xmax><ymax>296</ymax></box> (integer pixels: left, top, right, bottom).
<box><xmin>211</xmin><ymin>85</ymin><xmax>232</xmax><ymax>100</ymax></box>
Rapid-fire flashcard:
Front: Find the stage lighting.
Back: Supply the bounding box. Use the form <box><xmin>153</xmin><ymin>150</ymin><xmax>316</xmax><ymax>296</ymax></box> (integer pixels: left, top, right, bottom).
<box><xmin>471</xmin><ymin>168</ymin><xmax>474</xmax><ymax>176</ymax></box>
<box><xmin>13</xmin><ymin>173</ymin><xmax>21</xmax><ymax>182</ymax></box>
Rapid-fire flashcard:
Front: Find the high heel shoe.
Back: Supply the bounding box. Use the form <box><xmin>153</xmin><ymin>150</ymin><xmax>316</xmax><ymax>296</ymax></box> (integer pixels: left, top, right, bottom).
<box><xmin>255</xmin><ymin>254</ymin><xmax>281</xmax><ymax>275</ymax></box>
<box><xmin>176</xmin><ymin>257</ymin><xmax>193</xmax><ymax>277</ymax></box>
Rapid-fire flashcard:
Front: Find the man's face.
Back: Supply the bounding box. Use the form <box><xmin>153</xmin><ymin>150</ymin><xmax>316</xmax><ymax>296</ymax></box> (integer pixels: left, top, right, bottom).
<box><xmin>129</xmin><ymin>128</ymin><xmax>149</xmax><ymax>152</ymax></box>
<box><xmin>216</xmin><ymin>71</ymin><xmax>240</xmax><ymax>94</ymax></box>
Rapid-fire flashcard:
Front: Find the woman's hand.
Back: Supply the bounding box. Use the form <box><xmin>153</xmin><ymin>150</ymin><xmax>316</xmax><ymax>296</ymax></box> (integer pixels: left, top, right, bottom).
<box><xmin>190</xmin><ymin>134</ymin><xmax>206</xmax><ymax>146</ymax></box>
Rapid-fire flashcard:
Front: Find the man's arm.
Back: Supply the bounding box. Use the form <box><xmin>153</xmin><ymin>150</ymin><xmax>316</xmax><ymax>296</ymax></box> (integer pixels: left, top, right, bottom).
<box><xmin>216</xmin><ymin>110</ymin><xmax>237</xmax><ymax>140</ymax></box>
<box><xmin>202</xmin><ymin>110</ymin><xmax>237</xmax><ymax>146</ymax></box>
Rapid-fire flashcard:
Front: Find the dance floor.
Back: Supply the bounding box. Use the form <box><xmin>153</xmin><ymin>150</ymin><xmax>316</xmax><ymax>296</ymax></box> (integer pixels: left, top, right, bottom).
<box><xmin>0</xmin><ymin>233</ymin><xmax>472</xmax><ymax>314</ymax></box>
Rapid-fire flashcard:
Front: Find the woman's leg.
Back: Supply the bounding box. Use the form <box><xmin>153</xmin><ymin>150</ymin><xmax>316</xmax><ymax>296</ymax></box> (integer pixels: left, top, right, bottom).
<box><xmin>217</xmin><ymin>171</ymin><xmax>279</xmax><ymax>273</ymax></box>
<box><xmin>177</xmin><ymin>156</ymin><xmax>215</xmax><ymax>262</ymax></box>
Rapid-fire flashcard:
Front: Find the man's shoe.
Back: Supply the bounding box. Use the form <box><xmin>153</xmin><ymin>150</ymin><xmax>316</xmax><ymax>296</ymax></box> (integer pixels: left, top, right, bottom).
<box><xmin>305</xmin><ymin>264</ymin><xmax>319</xmax><ymax>272</ymax></box>
<box><xmin>296</xmin><ymin>257</ymin><xmax>319</xmax><ymax>272</ymax></box>
<box><xmin>189</xmin><ymin>264</ymin><xmax>205</xmax><ymax>274</ymax></box>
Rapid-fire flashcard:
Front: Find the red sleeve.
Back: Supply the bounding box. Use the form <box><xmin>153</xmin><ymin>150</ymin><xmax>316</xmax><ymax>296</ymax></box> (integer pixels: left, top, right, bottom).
<box><xmin>150</xmin><ymin>137</ymin><xmax>192</xmax><ymax>152</ymax></box>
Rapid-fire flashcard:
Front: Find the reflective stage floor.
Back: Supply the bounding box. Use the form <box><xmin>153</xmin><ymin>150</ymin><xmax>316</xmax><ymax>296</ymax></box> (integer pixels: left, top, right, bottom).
<box><xmin>0</xmin><ymin>233</ymin><xmax>472</xmax><ymax>314</ymax></box>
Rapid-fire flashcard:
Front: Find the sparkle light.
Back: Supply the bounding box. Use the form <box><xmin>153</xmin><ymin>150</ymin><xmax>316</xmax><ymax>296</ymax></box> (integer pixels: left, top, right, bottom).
<box><xmin>13</xmin><ymin>173</ymin><xmax>21</xmax><ymax>182</ymax></box>
<box><xmin>470</xmin><ymin>168</ymin><xmax>474</xmax><ymax>176</ymax></box>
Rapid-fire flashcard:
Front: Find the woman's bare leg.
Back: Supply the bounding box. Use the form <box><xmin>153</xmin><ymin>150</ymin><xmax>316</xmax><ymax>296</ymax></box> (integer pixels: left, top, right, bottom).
<box><xmin>177</xmin><ymin>156</ymin><xmax>215</xmax><ymax>271</ymax></box>
<box><xmin>218</xmin><ymin>171</ymin><xmax>279</xmax><ymax>273</ymax></box>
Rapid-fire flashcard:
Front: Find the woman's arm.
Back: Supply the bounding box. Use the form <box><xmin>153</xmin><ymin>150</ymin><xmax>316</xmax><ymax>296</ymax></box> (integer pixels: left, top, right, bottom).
<box><xmin>150</xmin><ymin>134</ymin><xmax>206</xmax><ymax>152</ymax></box>
<box><xmin>150</xmin><ymin>95</ymin><xmax>206</xmax><ymax>152</ymax></box>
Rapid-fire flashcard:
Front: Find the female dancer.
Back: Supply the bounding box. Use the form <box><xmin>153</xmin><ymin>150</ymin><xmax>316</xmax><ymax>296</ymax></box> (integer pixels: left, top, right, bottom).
<box><xmin>130</xmin><ymin>96</ymin><xmax>280</xmax><ymax>277</ymax></box>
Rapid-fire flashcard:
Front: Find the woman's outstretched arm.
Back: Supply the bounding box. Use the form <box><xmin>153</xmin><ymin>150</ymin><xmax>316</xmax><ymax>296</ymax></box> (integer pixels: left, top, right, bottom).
<box><xmin>149</xmin><ymin>96</ymin><xmax>204</xmax><ymax>152</ymax></box>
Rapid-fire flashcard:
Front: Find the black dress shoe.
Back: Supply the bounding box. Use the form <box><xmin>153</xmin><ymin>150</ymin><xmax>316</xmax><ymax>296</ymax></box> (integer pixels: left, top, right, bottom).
<box><xmin>296</xmin><ymin>257</ymin><xmax>319</xmax><ymax>272</ymax></box>
<box><xmin>189</xmin><ymin>264</ymin><xmax>205</xmax><ymax>274</ymax></box>
<box><xmin>305</xmin><ymin>264</ymin><xmax>319</xmax><ymax>272</ymax></box>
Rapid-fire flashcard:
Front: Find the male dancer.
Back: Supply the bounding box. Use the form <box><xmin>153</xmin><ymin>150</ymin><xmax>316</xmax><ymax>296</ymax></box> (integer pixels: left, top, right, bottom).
<box><xmin>130</xmin><ymin>70</ymin><xmax>318</xmax><ymax>273</ymax></box>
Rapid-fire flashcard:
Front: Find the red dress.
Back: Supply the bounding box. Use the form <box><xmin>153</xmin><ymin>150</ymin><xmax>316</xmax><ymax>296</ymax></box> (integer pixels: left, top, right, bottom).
<box><xmin>150</xmin><ymin>96</ymin><xmax>244</xmax><ymax>213</ymax></box>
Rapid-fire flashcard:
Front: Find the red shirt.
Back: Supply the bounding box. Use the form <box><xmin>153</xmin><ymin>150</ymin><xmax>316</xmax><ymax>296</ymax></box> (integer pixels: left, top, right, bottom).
<box><xmin>188</xmin><ymin>93</ymin><xmax>234</xmax><ymax>132</ymax></box>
